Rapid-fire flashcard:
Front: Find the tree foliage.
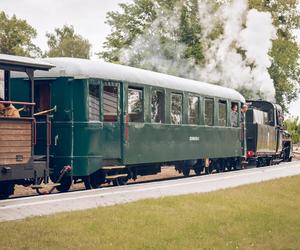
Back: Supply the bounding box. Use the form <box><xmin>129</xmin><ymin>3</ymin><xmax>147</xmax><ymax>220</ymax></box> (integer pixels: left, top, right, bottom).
<box><xmin>0</xmin><ymin>11</ymin><xmax>41</xmax><ymax>57</ymax></box>
<box><xmin>248</xmin><ymin>0</ymin><xmax>300</xmax><ymax>111</ymax></box>
<box><xmin>99</xmin><ymin>0</ymin><xmax>159</xmax><ymax>62</ymax></box>
<box><xmin>179</xmin><ymin>0</ymin><xmax>204</xmax><ymax>64</ymax></box>
<box><xmin>100</xmin><ymin>0</ymin><xmax>203</xmax><ymax>63</ymax></box>
<box><xmin>46</xmin><ymin>25</ymin><xmax>91</xmax><ymax>59</ymax></box>
<box><xmin>100</xmin><ymin>0</ymin><xmax>300</xmax><ymax>112</ymax></box>
<box><xmin>284</xmin><ymin>117</ymin><xmax>300</xmax><ymax>144</ymax></box>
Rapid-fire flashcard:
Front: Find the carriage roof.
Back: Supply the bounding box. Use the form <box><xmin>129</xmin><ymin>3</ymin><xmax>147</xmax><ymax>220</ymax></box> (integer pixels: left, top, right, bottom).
<box><xmin>0</xmin><ymin>54</ymin><xmax>54</xmax><ymax>71</ymax></box>
<box><xmin>14</xmin><ymin>57</ymin><xmax>245</xmax><ymax>102</ymax></box>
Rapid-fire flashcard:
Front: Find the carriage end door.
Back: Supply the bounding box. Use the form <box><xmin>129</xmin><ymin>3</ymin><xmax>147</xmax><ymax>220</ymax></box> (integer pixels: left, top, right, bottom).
<box><xmin>101</xmin><ymin>81</ymin><xmax>123</xmax><ymax>161</ymax></box>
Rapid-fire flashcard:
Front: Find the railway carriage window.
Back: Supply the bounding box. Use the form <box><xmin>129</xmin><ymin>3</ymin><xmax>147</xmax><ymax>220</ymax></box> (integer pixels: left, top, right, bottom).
<box><xmin>253</xmin><ymin>109</ymin><xmax>268</xmax><ymax>125</ymax></box>
<box><xmin>188</xmin><ymin>95</ymin><xmax>199</xmax><ymax>125</ymax></box>
<box><xmin>231</xmin><ymin>102</ymin><xmax>239</xmax><ymax>127</ymax></box>
<box><xmin>218</xmin><ymin>101</ymin><xmax>227</xmax><ymax>127</ymax></box>
<box><xmin>171</xmin><ymin>93</ymin><xmax>183</xmax><ymax>124</ymax></box>
<box><xmin>128</xmin><ymin>87</ymin><xmax>143</xmax><ymax>122</ymax></box>
<box><xmin>268</xmin><ymin>110</ymin><xmax>275</xmax><ymax>126</ymax></box>
<box><xmin>103</xmin><ymin>86</ymin><xmax>118</xmax><ymax>122</ymax></box>
<box><xmin>151</xmin><ymin>90</ymin><xmax>165</xmax><ymax>123</ymax></box>
<box><xmin>89</xmin><ymin>84</ymin><xmax>100</xmax><ymax>121</ymax></box>
<box><xmin>204</xmin><ymin>98</ymin><xmax>214</xmax><ymax>126</ymax></box>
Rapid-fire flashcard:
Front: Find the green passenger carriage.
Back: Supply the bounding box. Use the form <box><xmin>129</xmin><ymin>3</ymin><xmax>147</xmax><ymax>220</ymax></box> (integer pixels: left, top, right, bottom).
<box><xmin>11</xmin><ymin>57</ymin><xmax>246</xmax><ymax>191</ymax></box>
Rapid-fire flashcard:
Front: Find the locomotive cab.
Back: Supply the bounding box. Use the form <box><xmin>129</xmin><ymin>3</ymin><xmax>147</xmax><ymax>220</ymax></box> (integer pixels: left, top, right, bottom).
<box><xmin>246</xmin><ymin>100</ymin><xmax>285</xmax><ymax>166</ymax></box>
<box><xmin>0</xmin><ymin>54</ymin><xmax>54</xmax><ymax>199</ymax></box>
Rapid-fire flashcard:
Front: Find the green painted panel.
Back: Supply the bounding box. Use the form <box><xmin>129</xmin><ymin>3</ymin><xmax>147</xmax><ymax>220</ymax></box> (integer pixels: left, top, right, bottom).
<box><xmin>123</xmin><ymin>123</ymin><xmax>242</xmax><ymax>165</ymax></box>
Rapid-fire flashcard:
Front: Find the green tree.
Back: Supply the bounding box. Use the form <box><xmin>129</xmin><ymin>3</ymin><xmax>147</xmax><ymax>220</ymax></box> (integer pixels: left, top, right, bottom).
<box><xmin>0</xmin><ymin>11</ymin><xmax>41</xmax><ymax>57</ymax></box>
<box><xmin>46</xmin><ymin>25</ymin><xmax>91</xmax><ymax>59</ymax></box>
<box><xmin>179</xmin><ymin>0</ymin><xmax>204</xmax><ymax>64</ymax></box>
<box><xmin>100</xmin><ymin>0</ymin><xmax>157</xmax><ymax>62</ymax></box>
<box><xmin>100</xmin><ymin>0</ymin><xmax>205</xmax><ymax>64</ymax></box>
<box><xmin>284</xmin><ymin>117</ymin><xmax>300</xmax><ymax>144</ymax></box>
<box><xmin>248</xmin><ymin>0</ymin><xmax>300</xmax><ymax>111</ymax></box>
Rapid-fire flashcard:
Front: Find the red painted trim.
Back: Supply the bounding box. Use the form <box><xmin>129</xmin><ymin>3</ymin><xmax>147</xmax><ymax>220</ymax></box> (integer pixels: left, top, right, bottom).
<box><xmin>33</xmin><ymin>119</ymin><xmax>37</xmax><ymax>145</ymax></box>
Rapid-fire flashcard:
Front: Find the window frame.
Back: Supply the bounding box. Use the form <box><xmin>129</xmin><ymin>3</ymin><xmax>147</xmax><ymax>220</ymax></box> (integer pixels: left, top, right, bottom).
<box><xmin>230</xmin><ymin>101</ymin><xmax>240</xmax><ymax>128</ymax></box>
<box><xmin>127</xmin><ymin>86</ymin><xmax>144</xmax><ymax>123</ymax></box>
<box><xmin>151</xmin><ymin>88</ymin><xmax>165</xmax><ymax>124</ymax></box>
<box><xmin>170</xmin><ymin>92</ymin><xmax>183</xmax><ymax>125</ymax></box>
<box><xmin>188</xmin><ymin>94</ymin><xmax>200</xmax><ymax>125</ymax></box>
<box><xmin>218</xmin><ymin>100</ymin><xmax>227</xmax><ymax>127</ymax></box>
<box><xmin>102</xmin><ymin>81</ymin><xmax>119</xmax><ymax>123</ymax></box>
<box><xmin>204</xmin><ymin>97</ymin><xmax>214</xmax><ymax>126</ymax></box>
<box><xmin>88</xmin><ymin>82</ymin><xmax>101</xmax><ymax>121</ymax></box>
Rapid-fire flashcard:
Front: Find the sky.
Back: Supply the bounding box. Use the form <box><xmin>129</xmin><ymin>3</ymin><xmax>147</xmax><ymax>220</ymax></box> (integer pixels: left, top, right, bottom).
<box><xmin>0</xmin><ymin>0</ymin><xmax>133</xmax><ymax>56</ymax></box>
<box><xmin>0</xmin><ymin>0</ymin><xmax>299</xmax><ymax>117</ymax></box>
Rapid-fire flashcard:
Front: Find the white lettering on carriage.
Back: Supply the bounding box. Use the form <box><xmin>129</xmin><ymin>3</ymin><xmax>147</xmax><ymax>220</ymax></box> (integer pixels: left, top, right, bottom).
<box><xmin>189</xmin><ymin>136</ymin><xmax>200</xmax><ymax>141</ymax></box>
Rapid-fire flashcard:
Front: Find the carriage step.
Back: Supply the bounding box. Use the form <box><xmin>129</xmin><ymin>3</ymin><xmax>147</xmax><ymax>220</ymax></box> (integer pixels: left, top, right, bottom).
<box><xmin>33</xmin><ymin>155</ymin><xmax>46</xmax><ymax>160</ymax></box>
<box><xmin>106</xmin><ymin>174</ymin><xmax>128</xmax><ymax>180</ymax></box>
<box><xmin>102</xmin><ymin>166</ymin><xmax>127</xmax><ymax>170</ymax></box>
<box><xmin>31</xmin><ymin>183</ymin><xmax>61</xmax><ymax>189</ymax></box>
<box><xmin>242</xmin><ymin>161</ymin><xmax>248</xmax><ymax>165</ymax></box>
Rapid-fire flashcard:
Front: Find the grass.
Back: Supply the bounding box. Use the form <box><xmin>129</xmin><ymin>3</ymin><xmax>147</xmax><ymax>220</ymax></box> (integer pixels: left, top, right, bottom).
<box><xmin>1</xmin><ymin>176</ymin><xmax>300</xmax><ymax>250</ymax></box>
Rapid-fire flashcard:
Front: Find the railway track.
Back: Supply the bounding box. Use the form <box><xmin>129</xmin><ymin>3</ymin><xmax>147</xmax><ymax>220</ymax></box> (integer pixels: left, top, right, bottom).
<box><xmin>10</xmin><ymin>156</ymin><xmax>300</xmax><ymax>199</ymax></box>
<box><xmin>1</xmin><ymin>161</ymin><xmax>300</xmax><ymax>222</ymax></box>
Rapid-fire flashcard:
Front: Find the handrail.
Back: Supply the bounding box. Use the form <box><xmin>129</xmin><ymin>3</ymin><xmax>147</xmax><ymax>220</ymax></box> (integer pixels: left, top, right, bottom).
<box><xmin>0</xmin><ymin>101</ymin><xmax>35</xmax><ymax>106</ymax></box>
<box><xmin>34</xmin><ymin>106</ymin><xmax>57</xmax><ymax>116</ymax></box>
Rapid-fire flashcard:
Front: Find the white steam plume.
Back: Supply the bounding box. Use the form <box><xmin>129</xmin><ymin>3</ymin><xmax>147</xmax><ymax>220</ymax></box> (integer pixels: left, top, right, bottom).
<box><xmin>120</xmin><ymin>0</ymin><xmax>277</xmax><ymax>101</ymax></box>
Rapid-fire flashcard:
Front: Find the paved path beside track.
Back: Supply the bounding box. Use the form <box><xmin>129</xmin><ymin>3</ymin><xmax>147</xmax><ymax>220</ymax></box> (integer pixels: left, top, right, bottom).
<box><xmin>1</xmin><ymin>161</ymin><xmax>300</xmax><ymax>222</ymax></box>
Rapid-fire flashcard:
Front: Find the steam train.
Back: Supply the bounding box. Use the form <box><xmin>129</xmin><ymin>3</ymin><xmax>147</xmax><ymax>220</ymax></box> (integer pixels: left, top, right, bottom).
<box><xmin>0</xmin><ymin>54</ymin><xmax>293</xmax><ymax>199</ymax></box>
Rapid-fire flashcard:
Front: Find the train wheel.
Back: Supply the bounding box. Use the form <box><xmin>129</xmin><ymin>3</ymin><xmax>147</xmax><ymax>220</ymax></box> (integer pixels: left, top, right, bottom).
<box><xmin>226</xmin><ymin>160</ymin><xmax>233</xmax><ymax>171</ymax></box>
<box><xmin>113</xmin><ymin>176</ymin><xmax>128</xmax><ymax>186</ymax></box>
<box><xmin>83</xmin><ymin>177</ymin><xmax>92</xmax><ymax>190</ymax></box>
<box><xmin>194</xmin><ymin>167</ymin><xmax>202</xmax><ymax>176</ymax></box>
<box><xmin>0</xmin><ymin>182</ymin><xmax>15</xmax><ymax>199</ymax></box>
<box><xmin>55</xmin><ymin>176</ymin><xmax>72</xmax><ymax>193</ymax></box>
<box><xmin>205</xmin><ymin>164</ymin><xmax>213</xmax><ymax>174</ymax></box>
<box><xmin>215</xmin><ymin>161</ymin><xmax>223</xmax><ymax>173</ymax></box>
<box><xmin>256</xmin><ymin>158</ymin><xmax>263</xmax><ymax>168</ymax></box>
<box><xmin>90</xmin><ymin>170</ymin><xmax>106</xmax><ymax>189</ymax></box>
<box><xmin>194</xmin><ymin>160</ymin><xmax>204</xmax><ymax>176</ymax></box>
<box><xmin>182</xmin><ymin>167</ymin><xmax>190</xmax><ymax>177</ymax></box>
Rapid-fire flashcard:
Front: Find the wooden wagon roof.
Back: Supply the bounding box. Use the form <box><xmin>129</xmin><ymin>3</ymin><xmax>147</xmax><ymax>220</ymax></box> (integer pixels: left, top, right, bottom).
<box><xmin>0</xmin><ymin>54</ymin><xmax>54</xmax><ymax>72</ymax></box>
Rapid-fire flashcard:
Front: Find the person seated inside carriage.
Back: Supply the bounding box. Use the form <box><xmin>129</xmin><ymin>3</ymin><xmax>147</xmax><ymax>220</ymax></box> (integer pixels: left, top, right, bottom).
<box><xmin>0</xmin><ymin>97</ymin><xmax>20</xmax><ymax>118</ymax></box>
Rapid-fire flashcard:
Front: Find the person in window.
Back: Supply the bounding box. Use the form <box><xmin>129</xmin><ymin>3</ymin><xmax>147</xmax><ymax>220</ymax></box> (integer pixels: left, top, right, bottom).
<box><xmin>240</xmin><ymin>104</ymin><xmax>248</xmax><ymax>123</ymax></box>
<box><xmin>231</xmin><ymin>103</ymin><xmax>238</xmax><ymax>127</ymax></box>
<box><xmin>0</xmin><ymin>98</ymin><xmax>20</xmax><ymax>118</ymax></box>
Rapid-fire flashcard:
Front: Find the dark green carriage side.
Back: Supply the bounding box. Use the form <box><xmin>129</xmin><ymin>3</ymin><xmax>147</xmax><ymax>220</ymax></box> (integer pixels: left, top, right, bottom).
<box><xmin>122</xmin><ymin>83</ymin><xmax>243</xmax><ymax>165</ymax></box>
<box><xmin>11</xmin><ymin>58</ymin><xmax>245</xmax><ymax>183</ymax></box>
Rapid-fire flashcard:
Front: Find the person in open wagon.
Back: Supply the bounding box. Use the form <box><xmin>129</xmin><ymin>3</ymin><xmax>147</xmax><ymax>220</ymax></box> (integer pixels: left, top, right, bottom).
<box><xmin>0</xmin><ymin>98</ymin><xmax>20</xmax><ymax>118</ymax></box>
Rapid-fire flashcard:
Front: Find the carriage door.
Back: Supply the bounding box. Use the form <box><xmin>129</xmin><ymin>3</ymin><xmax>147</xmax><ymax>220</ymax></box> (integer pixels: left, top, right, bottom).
<box><xmin>34</xmin><ymin>82</ymin><xmax>51</xmax><ymax>156</ymax></box>
<box><xmin>102</xmin><ymin>81</ymin><xmax>122</xmax><ymax>161</ymax></box>
<box><xmin>276</xmin><ymin>109</ymin><xmax>283</xmax><ymax>154</ymax></box>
